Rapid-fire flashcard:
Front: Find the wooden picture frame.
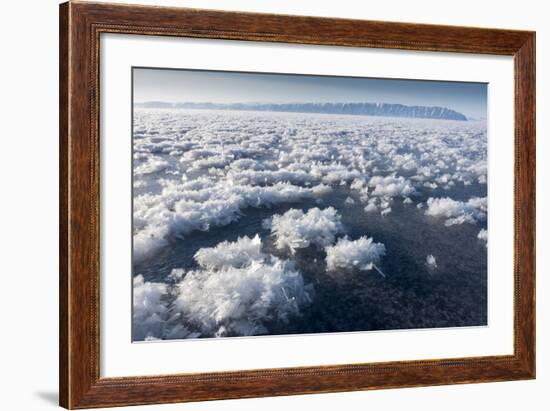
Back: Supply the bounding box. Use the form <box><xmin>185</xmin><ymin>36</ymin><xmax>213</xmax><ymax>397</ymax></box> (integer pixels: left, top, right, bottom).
<box><xmin>59</xmin><ymin>1</ymin><xmax>535</xmax><ymax>408</ymax></box>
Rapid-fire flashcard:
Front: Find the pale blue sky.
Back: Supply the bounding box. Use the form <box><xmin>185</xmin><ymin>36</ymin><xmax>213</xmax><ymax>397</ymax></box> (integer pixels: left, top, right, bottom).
<box><xmin>133</xmin><ymin>67</ymin><xmax>487</xmax><ymax>119</ymax></box>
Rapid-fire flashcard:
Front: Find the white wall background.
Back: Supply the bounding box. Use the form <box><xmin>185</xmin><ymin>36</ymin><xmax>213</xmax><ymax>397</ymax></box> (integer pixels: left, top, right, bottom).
<box><xmin>0</xmin><ymin>0</ymin><xmax>546</xmax><ymax>410</ymax></box>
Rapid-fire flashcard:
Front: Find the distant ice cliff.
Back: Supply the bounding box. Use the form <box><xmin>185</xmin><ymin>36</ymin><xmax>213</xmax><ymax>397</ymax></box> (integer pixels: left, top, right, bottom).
<box><xmin>135</xmin><ymin>101</ymin><xmax>468</xmax><ymax>121</ymax></box>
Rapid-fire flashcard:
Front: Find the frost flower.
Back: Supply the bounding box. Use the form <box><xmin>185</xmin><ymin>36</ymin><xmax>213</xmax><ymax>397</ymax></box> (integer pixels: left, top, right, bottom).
<box><xmin>268</xmin><ymin>207</ymin><xmax>345</xmax><ymax>252</ymax></box>
<box><xmin>325</xmin><ymin>236</ymin><xmax>386</xmax><ymax>274</ymax></box>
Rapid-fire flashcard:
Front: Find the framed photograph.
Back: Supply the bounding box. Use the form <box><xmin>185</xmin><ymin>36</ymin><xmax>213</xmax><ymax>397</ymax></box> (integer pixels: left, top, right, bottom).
<box><xmin>59</xmin><ymin>1</ymin><xmax>535</xmax><ymax>408</ymax></box>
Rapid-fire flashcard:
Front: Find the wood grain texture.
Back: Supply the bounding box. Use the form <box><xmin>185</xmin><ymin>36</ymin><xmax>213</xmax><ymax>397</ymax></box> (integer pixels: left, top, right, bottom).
<box><xmin>59</xmin><ymin>1</ymin><xmax>536</xmax><ymax>408</ymax></box>
<box><xmin>514</xmin><ymin>34</ymin><xmax>536</xmax><ymax>375</ymax></box>
<box><xmin>59</xmin><ymin>2</ymin><xmax>69</xmax><ymax>407</ymax></box>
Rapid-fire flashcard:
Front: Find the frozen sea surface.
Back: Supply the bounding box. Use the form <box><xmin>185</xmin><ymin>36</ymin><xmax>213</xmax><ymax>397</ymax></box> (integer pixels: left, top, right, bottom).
<box><xmin>132</xmin><ymin>109</ymin><xmax>487</xmax><ymax>341</ymax></box>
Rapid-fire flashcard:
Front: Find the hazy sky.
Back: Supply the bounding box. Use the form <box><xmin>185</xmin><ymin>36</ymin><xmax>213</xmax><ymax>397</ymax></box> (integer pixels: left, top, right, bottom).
<box><xmin>133</xmin><ymin>67</ymin><xmax>487</xmax><ymax>119</ymax></box>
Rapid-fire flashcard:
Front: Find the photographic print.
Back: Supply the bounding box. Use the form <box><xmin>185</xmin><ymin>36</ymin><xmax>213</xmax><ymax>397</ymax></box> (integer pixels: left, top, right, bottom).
<box><xmin>132</xmin><ymin>68</ymin><xmax>488</xmax><ymax>342</ymax></box>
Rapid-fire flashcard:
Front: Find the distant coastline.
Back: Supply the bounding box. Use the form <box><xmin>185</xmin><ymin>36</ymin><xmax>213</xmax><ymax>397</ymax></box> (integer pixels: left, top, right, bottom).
<box><xmin>134</xmin><ymin>101</ymin><xmax>469</xmax><ymax>121</ymax></box>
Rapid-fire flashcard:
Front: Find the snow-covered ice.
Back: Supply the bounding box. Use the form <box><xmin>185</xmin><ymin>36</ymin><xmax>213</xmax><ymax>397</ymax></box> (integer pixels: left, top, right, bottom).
<box><xmin>132</xmin><ymin>108</ymin><xmax>488</xmax><ymax>340</ymax></box>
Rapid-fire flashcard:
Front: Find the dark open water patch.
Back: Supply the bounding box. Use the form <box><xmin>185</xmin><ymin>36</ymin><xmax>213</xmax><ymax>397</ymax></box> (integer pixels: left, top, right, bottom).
<box><xmin>134</xmin><ymin>183</ymin><xmax>487</xmax><ymax>337</ymax></box>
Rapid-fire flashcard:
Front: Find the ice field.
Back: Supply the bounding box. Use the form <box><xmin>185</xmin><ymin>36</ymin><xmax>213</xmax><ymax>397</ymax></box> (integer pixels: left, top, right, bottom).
<box><xmin>132</xmin><ymin>108</ymin><xmax>488</xmax><ymax>341</ymax></box>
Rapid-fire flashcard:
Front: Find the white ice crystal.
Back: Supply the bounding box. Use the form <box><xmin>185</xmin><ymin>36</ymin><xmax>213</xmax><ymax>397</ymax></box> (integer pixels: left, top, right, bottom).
<box><xmin>132</xmin><ymin>274</ymin><xmax>199</xmax><ymax>340</ymax></box>
<box><xmin>194</xmin><ymin>235</ymin><xmax>265</xmax><ymax>270</ymax></box>
<box><xmin>325</xmin><ymin>236</ymin><xmax>386</xmax><ymax>273</ymax></box>
<box><xmin>364</xmin><ymin>202</ymin><xmax>378</xmax><ymax>213</ymax></box>
<box><xmin>267</xmin><ymin>207</ymin><xmax>345</xmax><ymax>253</ymax></box>
<box><xmin>425</xmin><ymin>196</ymin><xmax>487</xmax><ymax>226</ymax></box>
<box><xmin>134</xmin><ymin>235</ymin><xmax>313</xmax><ymax>339</ymax></box>
<box><xmin>173</xmin><ymin>258</ymin><xmax>311</xmax><ymax>337</ymax></box>
<box><xmin>344</xmin><ymin>196</ymin><xmax>356</xmax><ymax>205</ymax></box>
<box><xmin>477</xmin><ymin>228</ymin><xmax>488</xmax><ymax>246</ymax></box>
<box><xmin>426</xmin><ymin>254</ymin><xmax>438</xmax><ymax>268</ymax></box>
<box><xmin>369</xmin><ymin>175</ymin><xmax>415</xmax><ymax>198</ymax></box>
<box><xmin>132</xmin><ymin>275</ymin><xmax>169</xmax><ymax>341</ymax></box>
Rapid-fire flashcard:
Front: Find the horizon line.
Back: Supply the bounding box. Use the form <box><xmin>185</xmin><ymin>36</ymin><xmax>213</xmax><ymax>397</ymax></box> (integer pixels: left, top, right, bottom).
<box><xmin>134</xmin><ymin>100</ymin><xmax>468</xmax><ymax>112</ymax></box>
<box><xmin>134</xmin><ymin>101</ymin><xmax>474</xmax><ymax>121</ymax></box>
